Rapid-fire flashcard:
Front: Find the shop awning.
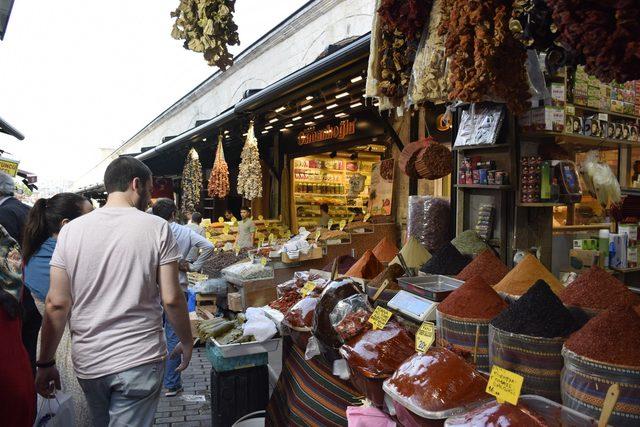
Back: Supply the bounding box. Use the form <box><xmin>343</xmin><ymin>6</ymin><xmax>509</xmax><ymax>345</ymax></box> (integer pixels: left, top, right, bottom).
<box><xmin>0</xmin><ymin>114</ymin><xmax>24</xmax><ymax>140</ymax></box>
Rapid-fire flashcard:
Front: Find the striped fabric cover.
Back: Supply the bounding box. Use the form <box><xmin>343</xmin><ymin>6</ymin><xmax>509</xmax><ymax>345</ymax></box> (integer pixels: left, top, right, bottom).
<box><xmin>562</xmin><ymin>348</ymin><xmax>640</xmax><ymax>427</ymax></box>
<box><xmin>489</xmin><ymin>325</ymin><xmax>565</xmax><ymax>402</ymax></box>
<box><xmin>437</xmin><ymin>311</ymin><xmax>491</xmax><ymax>372</ymax></box>
<box><xmin>266</xmin><ymin>337</ymin><xmax>363</xmax><ymax>426</ymax></box>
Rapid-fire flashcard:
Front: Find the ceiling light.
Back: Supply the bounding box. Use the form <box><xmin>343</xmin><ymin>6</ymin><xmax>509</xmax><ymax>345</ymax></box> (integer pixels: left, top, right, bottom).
<box><xmin>285</xmin><ymin>123</ymin><xmax>293</xmax><ymax>128</ymax></box>
<box><xmin>242</xmin><ymin>132</ymin><xmax>247</xmax><ymax>136</ymax></box>
<box><xmin>265</xmin><ymin>125</ymin><xmax>273</xmax><ymax>130</ymax></box>
<box><xmin>203</xmin><ymin>138</ymin><xmax>207</xmax><ymax>142</ymax></box>
<box><xmin>335</xmin><ymin>112</ymin><xmax>347</xmax><ymax>118</ymax></box>
<box><xmin>224</xmin><ymin>130</ymin><xmax>229</xmax><ymax>134</ymax></box>
<box><xmin>301</xmin><ymin>105</ymin><xmax>313</xmax><ymax>111</ymax></box>
<box><xmin>350</xmin><ymin>102</ymin><xmax>362</xmax><ymax>108</ymax></box>
<box><xmin>335</xmin><ymin>92</ymin><xmax>349</xmax><ymax>99</ymax></box>
<box><xmin>304</xmin><ymin>121</ymin><xmax>315</xmax><ymax>126</ymax></box>
<box><xmin>314</xmin><ymin>114</ymin><xmax>324</xmax><ymax>119</ymax></box>
<box><xmin>269</xmin><ymin>118</ymin><xmax>278</xmax><ymax>123</ymax></box>
<box><xmin>350</xmin><ymin>76</ymin><xmax>363</xmax><ymax>83</ymax></box>
<box><xmin>279</xmin><ymin>128</ymin><xmax>287</xmax><ymax>132</ymax></box>
<box><xmin>261</xmin><ymin>130</ymin><xmax>268</xmax><ymax>134</ymax></box>
<box><xmin>326</xmin><ymin>103</ymin><xmax>338</xmax><ymax>110</ymax></box>
<box><xmin>275</xmin><ymin>106</ymin><xmax>286</xmax><ymax>113</ymax></box>
<box><xmin>292</xmin><ymin>116</ymin><xmax>302</xmax><ymax>121</ymax></box>
<box><xmin>305</xmin><ymin>95</ymin><xmax>314</xmax><ymax>101</ymax></box>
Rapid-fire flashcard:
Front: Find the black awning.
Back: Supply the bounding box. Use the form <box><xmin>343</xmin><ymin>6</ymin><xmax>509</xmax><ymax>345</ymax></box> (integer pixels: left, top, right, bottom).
<box><xmin>0</xmin><ymin>115</ymin><xmax>24</xmax><ymax>140</ymax></box>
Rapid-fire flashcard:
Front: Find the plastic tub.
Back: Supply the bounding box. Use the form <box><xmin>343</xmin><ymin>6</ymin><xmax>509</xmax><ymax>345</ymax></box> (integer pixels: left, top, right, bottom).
<box><xmin>398</xmin><ymin>275</ymin><xmax>464</xmax><ymax>301</ymax></box>
<box><xmin>211</xmin><ymin>337</ymin><xmax>280</xmax><ymax>358</ymax></box>
<box><xmin>349</xmin><ymin>368</ymin><xmax>387</xmax><ymax>408</ymax></box>
<box><xmin>205</xmin><ymin>341</ymin><xmax>268</xmax><ymax>372</ymax></box>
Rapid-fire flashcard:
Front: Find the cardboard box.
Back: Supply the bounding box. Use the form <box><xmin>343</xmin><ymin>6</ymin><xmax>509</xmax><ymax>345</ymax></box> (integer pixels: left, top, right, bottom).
<box><xmin>569</xmin><ymin>249</ymin><xmax>600</xmax><ymax>272</ymax></box>
<box><xmin>281</xmin><ymin>246</ymin><xmax>323</xmax><ymax>264</ymax></box>
<box><xmin>531</xmin><ymin>107</ymin><xmax>565</xmax><ymax>132</ymax></box>
<box><xmin>611</xmin><ymin>99</ymin><xmax>624</xmax><ymax>113</ymax></box>
<box><xmin>551</xmin><ymin>83</ymin><xmax>565</xmax><ymax>105</ymax></box>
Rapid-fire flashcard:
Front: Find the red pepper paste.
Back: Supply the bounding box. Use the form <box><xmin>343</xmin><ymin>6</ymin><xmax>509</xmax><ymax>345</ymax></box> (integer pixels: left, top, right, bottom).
<box><xmin>269</xmin><ymin>289</ymin><xmax>302</xmax><ymax>314</ymax></box>
<box><xmin>335</xmin><ymin>308</ymin><xmax>371</xmax><ymax>342</ymax></box>
<box><xmin>447</xmin><ymin>400</ymin><xmax>550</xmax><ymax>426</ymax></box>
<box><xmin>284</xmin><ymin>297</ymin><xmax>319</xmax><ymax>329</ymax></box>
<box><xmin>345</xmin><ymin>250</ymin><xmax>385</xmax><ymax>280</ymax></box>
<box><xmin>386</xmin><ymin>347</ymin><xmax>489</xmax><ymax>412</ymax></box>
<box><xmin>564</xmin><ymin>305</ymin><xmax>640</xmax><ymax>366</ymax></box>
<box><xmin>438</xmin><ymin>275</ymin><xmax>507</xmax><ymax>320</ymax></box>
<box><xmin>456</xmin><ymin>249</ymin><xmax>509</xmax><ymax>287</ymax></box>
<box><xmin>560</xmin><ymin>265</ymin><xmax>640</xmax><ymax>311</ymax></box>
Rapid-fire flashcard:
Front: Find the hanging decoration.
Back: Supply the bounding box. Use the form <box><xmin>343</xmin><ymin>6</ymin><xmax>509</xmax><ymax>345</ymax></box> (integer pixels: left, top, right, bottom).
<box><xmin>170</xmin><ymin>0</ymin><xmax>240</xmax><ymax>70</ymax></box>
<box><xmin>237</xmin><ymin>122</ymin><xmax>262</xmax><ymax>201</ymax></box>
<box><xmin>181</xmin><ymin>148</ymin><xmax>203</xmax><ymax>214</ymax></box>
<box><xmin>208</xmin><ymin>135</ymin><xmax>230</xmax><ymax>198</ymax></box>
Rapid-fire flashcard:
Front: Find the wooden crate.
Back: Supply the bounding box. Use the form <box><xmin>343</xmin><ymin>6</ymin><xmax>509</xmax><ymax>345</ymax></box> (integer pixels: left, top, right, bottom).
<box><xmin>228</xmin><ymin>292</ymin><xmax>243</xmax><ymax>312</ymax></box>
<box><xmin>233</xmin><ymin>278</ymin><xmax>278</xmax><ymax>310</ymax></box>
<box><xmin>281</xmin><ymin>246</ymin><xmax>323</xmax><ymax>264</ymax></box>
<box><xmin>196</xmin><ymin>293</ymin><xmax>218</xmax><ymax>316</ymax></box>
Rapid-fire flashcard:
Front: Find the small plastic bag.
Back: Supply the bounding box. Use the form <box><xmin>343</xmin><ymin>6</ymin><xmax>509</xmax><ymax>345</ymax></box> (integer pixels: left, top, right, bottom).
<box><xmin>329</xmin><ymin>294</ymin><xmax>373</xmax><ymax>343</ymax></box>
<box><xmin>35</xmin><ymin>391</ymin><xmax>75</xmax><ymax>427</ymax></box>
<box><xmin>305</xmin><ymin>335</ymin><xmax>321</xmax><ymax>360</ymax></box>
<box><xmin>242</xmin><ymin>307</ymin><xmax>277</xmax><ymax>342</ymax></box>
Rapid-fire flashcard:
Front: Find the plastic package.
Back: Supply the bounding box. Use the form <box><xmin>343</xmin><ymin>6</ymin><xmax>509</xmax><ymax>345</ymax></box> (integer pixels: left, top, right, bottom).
<box><xmin>526</xmin><ymin>49</ymin><xmax>551</xmax><ymax>105</ymax></box>
<box><xmin>489</xmin><ymin>324</ymin><xmax>565</xmax><ymax>402</ymax></box>
<box><xmin>346</xmin><ymin>406</ymin><xmax>395</xmax><ymax>427</ymax></box>
<box><xmin>222</xmin><ymin>261</ymin><xmax>274</xmax><ymax>285</ymax></box>
<box><xmin>191</xmin><ymin>278</ymin><xmax>228</xmax><ymax>295</ymax></box>
<box><xmin>407</xmin><ymin>196</ymin><xmax>450</xmax><ymax>253</ymax></box>
<box><xmin>242</xmin><ymin>307</ymin><xmax>277</xmax><ymax>342</ymax></box>
<box><xmin>282</xmin><ymin>296</ymin><xmax>319</xmax><ymax>350</ymax></box>
<box><xmin>329</xmin><ymin>294</ymin><xmax>372</xmax><ymax>343</ymax></box>
<box><xmin>562</xmin><ymin>348</ymin><xmax>640</xmax><ymax>427</ymax></box>
<box><xmin>453</xmin><ymin>104</ymin><xmax>505</xmax><ymax>148</ymax></box>
<box><xmin>580</xmin><ymin>151</ymin><xmax>621</xmax><ymax>207</ymax></box>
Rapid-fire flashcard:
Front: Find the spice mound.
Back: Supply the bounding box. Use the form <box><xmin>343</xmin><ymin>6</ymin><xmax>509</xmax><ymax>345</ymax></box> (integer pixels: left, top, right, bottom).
<box><xmin>493</xmin><ymin>254</ymin><xmax>563</xmax><ymax>297</ymax></box>
<box><xmin>335</xmin><ymin>308</ymin><xmax>371</xmax><ymax>342</ymax></box>
<box><xmin>372</xmin><ymin>237</ymin><xmax>399</xmax><ymax>263</ymax></box>
<box><xmin>565</xmin><ymin>306</ymin><xmax>640</xmax><ymax>367</ymax></box>
<box><xmin>420</xmin><ymin>242</ymin><xmax>471</xmax><ymax>276</ymax></box>
<box><xmin>345</xmin><ymin>250</ymin><xmax>385</xmax><ymax>280</ymax></box>
<box><xmin>446</xmin><ymin>400</ymin><xmax>550</xmax><ymax>427</ymax></box>
<box><xmin>491</xmin><ymin>280</ymin><xmax>577</xmax><ymax>338</ymax></box>
<box><xmin>560</xmin><ymin>265</ymin><xmax>640</xmax><ymax>311</ymax></box>
<box><xmin>269</xmin><ymin>290</ymin><xmax>302</xmax><ymax>314</ymax></box>
<box><xmin>456</xmin><ymin>249</ymin><xmax>509</xmax><ymax>287</ymax></box>
<box><xmin>323</xmin><ymin>255</ymin><xmax>357</xmax><ymax>275</ymax></box>
<box><xmin>438</xmin><ymin>275</ymin><xmax>507</xmax><ymax>320</ymax></box>
<box><xmin>368</xmin><ymin>263</ymin><xmax>406</xmax><ymax>291</ymax></box>
<box><xmin>340</xmin><ymin>320</ymin><xmax>415</xmax><ymax>379</ymax></box>
<box><xmin>390</xmin><ymin>236</ymin><xmax>431</xmax><ymax>269</ymax></box>
<box><xmin>284</xmin><ymin>297</ymin><xmax>319</xmax><ymax>329</ymax></box>
<box><xmin>385</xmin><ymin>347</ymin><xmax>489</xmax><ymax>413</ymax></box>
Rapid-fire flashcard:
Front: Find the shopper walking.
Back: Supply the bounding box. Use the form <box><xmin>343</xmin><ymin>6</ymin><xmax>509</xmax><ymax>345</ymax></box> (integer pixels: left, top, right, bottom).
<box><xmin>0</xmin><ymin>225</ymin><xmax>36</xmax><ymax>427</ymax></box>
<box><xmin>186</xmin><ymin>211</ymin><xmax>206</xmax><ymax>263</ymax></box>
<box><xmin>152</xmin><ymin>198</ymin><xmax>213</xmax><ymax>396</ymax></box>
<box><xmin>23</xmin><ymin>193</ymin><xmax>93</xmax><ymax>425</ymax></box>
<box><xmin>0</xmin><ymin>172</ymin><xmax>41</xmax><ymax>375</ymax></box>
<box><xmin>35</xmin><ymin>157</ymin><xmax>193</xmax><ymax>427</ymax></box>
<box><xmin>236</xmin><ymin>207</ymin><xmax>256</xmax><ymax>249</ymax></box>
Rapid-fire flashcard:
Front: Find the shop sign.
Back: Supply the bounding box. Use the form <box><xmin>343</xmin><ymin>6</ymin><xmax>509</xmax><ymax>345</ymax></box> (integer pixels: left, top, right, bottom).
<box><xmin>297</xmin><ymin>119</ymin><xmax>357</xmax><ymax>145</ymax></box>
<box><xmin>0</xmin><ymin>157</ymin><xmax>19</xmax><ymax>177</ymax></box>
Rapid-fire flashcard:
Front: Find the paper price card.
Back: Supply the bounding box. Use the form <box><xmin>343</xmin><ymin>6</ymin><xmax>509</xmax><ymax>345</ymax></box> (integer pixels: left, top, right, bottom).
<box><xmin>218</xmin><ymin>217</ymin><xmax>224</xmax><ymax>224</ymax></box>
<box><xmin>368</xmin><ymin>306</ymin><xmax>393</xmax><ymax>330</ymax></box>
<box><xmin>268</xmin><ymin>233</ymin><xmax>276</xmax><ymax>244</ymax></box>
<box><xmin>486</xmin><ymin>366</ymin><xmax>524</xmax><ymax>405</ymax></box>
<box><xmin>259</xmin><ymin>237</ymin><xmax>265</xmax><ymax>247</ymax></box>
<box><xmin>234</xmin><ymin>243</ymin><xmax>240</xmax><ymax>256</ymax></box>
<box><xmin>260</xmin><ymin>257</ymin><xmax>268</xmax><ymax>266</ymax></box>
<box><xmin>223</xmin><ymin>225</ymin><xmax>230</xmax><ymax>234</ymax></box>
<box><xmin>415</xmin><ymin>321</ymin><xmax>435</xmax><ymax>354</ymax></box>
<box><xmin>314</xmin><ymin>229</ymin><xmax>322</xmax><ymax>242</ymax></box>
<box><xmin>284</xmin><ymin>229</ymin><xmax>292</xmax><ymax>239</ymax></box>
<box><xmin>339</xmin><ymin>220</ymin><xmax>347</xmax><ymax>231</ymax></box>
<box><xmin>301</xmin><ymin>282</ymin><xmax>315</xmax><ymax>297</ymax></box>
<box><xmin>258</xmin><ymin>215</ymin><xmax>264</xmax><ymax>220</ymax></box>
<box><xmin>327</xmin><ymin>219</ymin><xmax>334</xmax><ymax>230</ymax></box>
<box><xmin>348</xmin><ymin>213</ymin><xmax>355</xmax><ymax>223</ymax></box>
<box><xmin>363</xmin><ymin>212</ymin><xmax>371</xmax><ymax>222</ymax></box>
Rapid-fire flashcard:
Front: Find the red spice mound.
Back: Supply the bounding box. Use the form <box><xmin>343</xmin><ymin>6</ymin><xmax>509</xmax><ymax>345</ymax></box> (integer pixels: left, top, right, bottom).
<box><xmin>335</xmin><ymin>308</ymin><xmax>371</xmax><ymax>342</ymax></box>
<box><xmin>283</xmin><ymin>296</ymin><xmax>319</xmax><ymax>329</ymax></box>
<box><xmin>565</xmin><ymin>306</ymin><xmax>640</xmax><ymax>367</ymax></box>
<box><xmin>456</xmin><ymin>249</ymin><xmax>509</xmax><ymax>286</ymax></box>
<box><xmin>560</xmin><ymin>265</ymin><xmax>640</xmax><ymax>311</ymax></box>
<box><xmin>269</xmin><ymin>289</ymin><xmax>301</xmax><ymax>314</ymax></box>
<box><xmin>372</xmin><ymin>237</ymin><xmax>399</xmax><ymax>263</ymax></box>
<box><xmin>438</xmin><ymin>275</ymin><xmax>507</xmax><ymax>320</ymax></box>
<box><xmin>447</xmin><ymin>400</ymin><xmax>549</xmax><ymax>427</ymax></box>
<box><xmin>345</xmin><ymin>250</ymin><xmax>384</xmax><ymax>280</ymax></box>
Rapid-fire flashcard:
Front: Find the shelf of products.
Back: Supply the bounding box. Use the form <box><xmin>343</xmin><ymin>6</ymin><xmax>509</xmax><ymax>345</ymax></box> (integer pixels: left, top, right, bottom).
<box><xmin>455</xmin><ymin>184</ymin><xmax>513</xmax><ymax>190</ymax></box>
<box><xmin>452</xmin><ymin>143</ymin><xmax>510</xmax><ymax>152</ymax></box>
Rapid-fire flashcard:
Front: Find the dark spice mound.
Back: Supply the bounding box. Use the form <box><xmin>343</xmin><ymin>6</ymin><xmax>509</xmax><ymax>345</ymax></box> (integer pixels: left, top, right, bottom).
<box><xmin>560</xmin><ymin>265</ymin><xmax>640</xmax><ymax>311</ymax></box>
<box><xmin>421</xmin><ymin>242</ymin><xmax>471</xmax><ymax>276</ymax></box>
<box><xmin>491</xmin><ymin>280</ymin><xmax>577</xmax><ymax>338</ymax></box>
<box><xmin>456</xmin><ymin>249</ymin><xmax>509</xmax><ymax>287</ymax></box>
<box><xmin>323</xmin><ymin>255</ymin><xmax>357</xmax><ymax>275</ymax></box>
<box><xmin>438</xmin><ymin>275</ymin><xmax>507</xmax><ymax>320</ymax></box>
<box><xmin>565</xmin><ymin>306</ymin><xmax>640</xmax><ymax>367</ymax></box>
<box><xmin>201</xmin><ymin>249</ymin><xmax>249</xmax><ymax>276</ymax></box>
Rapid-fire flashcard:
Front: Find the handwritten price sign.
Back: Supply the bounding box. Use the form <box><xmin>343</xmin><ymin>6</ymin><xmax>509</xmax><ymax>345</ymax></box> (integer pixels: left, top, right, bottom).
<box><xmin>486</xmin><ymin>366</ymin><xmax>524</xmax><ymax>405</ymax></box>
<box><xmin>368</xmin><ymin>306</ymin><xmax>392</xmax><ymax>330</ymax></box>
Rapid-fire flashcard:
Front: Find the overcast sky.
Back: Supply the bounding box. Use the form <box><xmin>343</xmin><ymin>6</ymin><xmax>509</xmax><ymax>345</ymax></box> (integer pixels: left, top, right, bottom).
<box><xmin>0</xmin><ymin>0</ymin><xmax>307</xmax><ymax>185</ymax></box>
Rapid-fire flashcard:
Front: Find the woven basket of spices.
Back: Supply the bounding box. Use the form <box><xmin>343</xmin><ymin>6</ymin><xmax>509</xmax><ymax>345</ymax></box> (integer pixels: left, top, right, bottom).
<box><xmin>437</xmin><ymin>311</ymin><xmax>492</xmax><ymax>373</ymax></box>
<box><xmin>489</xmin><ymin>325</ymin><xmax>565</xmax><ymax>402</ymax></box>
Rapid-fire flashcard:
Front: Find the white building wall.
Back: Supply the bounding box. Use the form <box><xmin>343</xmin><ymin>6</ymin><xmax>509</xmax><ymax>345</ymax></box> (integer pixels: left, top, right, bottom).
<box><xmin>73</xmin><ymin>0</ymin><xmax>374</xmax><ymax>190</ymax></box>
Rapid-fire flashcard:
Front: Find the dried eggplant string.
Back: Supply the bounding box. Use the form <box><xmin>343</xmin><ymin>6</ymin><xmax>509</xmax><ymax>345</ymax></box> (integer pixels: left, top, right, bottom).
<box><xmin>208</xmin><ymin>135</ymin><xmax>230</xmax><ymax>198</ymax></box>
<box><xmin>237</xmin><ymin>122</ymin><xmax>262</xmax><ymax>201</ymax></box>
<box><xmin>181</xmin><ymin>148</ymin><xmax>203</xmax><ymax>215</ymax></box>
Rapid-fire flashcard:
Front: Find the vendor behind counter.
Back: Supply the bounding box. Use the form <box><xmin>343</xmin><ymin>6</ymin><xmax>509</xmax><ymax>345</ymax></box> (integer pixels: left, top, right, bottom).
<box><xmin>236</xmin><ymin>207</ymin><xmax>256</xmax><ymax>249</ymax></box>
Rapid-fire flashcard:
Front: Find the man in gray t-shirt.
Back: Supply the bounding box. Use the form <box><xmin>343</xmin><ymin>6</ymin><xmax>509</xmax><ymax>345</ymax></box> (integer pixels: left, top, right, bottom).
<box><xmin>35</xmin><ymin>157</ymin><xmax>192</xmax><ymax>427</ymax></box>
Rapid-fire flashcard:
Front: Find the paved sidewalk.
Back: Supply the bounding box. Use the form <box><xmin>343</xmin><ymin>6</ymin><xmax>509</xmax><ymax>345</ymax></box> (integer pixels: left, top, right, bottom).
<box><xmin>154</xmin><ymin>347</ymin><xmax>211</xmax><ymax>426</ymax></box>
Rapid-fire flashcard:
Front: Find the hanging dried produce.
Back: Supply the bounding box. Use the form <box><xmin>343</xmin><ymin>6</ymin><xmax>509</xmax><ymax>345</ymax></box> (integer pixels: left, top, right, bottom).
<box><xmin>170</xmin><ymin>0</ymin><xmax>240</xmax><ymax>70</ymax></box>
<box><xmin>547</xmin><ymin>0</ymin><xmax>640</xmax><ymax>83</ymax></box>
<box><xmin>181</xmin><ymin>148</ymin><xmax>203</xmax><ymax>215</ymax></box>
<box><xmin>443</xmin><ymin>0</ymin><xmax>531</xmax><ymax>115</ymax></box>
<box><xmin>237</xmin><ymin>122</ymin><xmax>262</xmax><ymax>201</ymax></box>
<box><xmin>208</xmin><ymin>135</ymin><xmax>230</xmax><ymax>198</ymax></box>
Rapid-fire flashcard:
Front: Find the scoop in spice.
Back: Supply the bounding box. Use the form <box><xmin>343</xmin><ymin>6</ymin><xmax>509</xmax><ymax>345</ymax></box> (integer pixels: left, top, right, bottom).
<box><xmin>345</xmin><ymin>250</ymin><xmax>385</xmax><ymax>280</ymax></box>
<box><xmin>420</xmin><ymin>242</ymin><xmax>472</xmax><ymax>276</ymax></box>
<box><xmin>560</xmin><ymin>265</ymin><xmax>640</xmax><ymax>311</ymax></box>
<box><xmin>491</xmin><ymin>279</ymin><xmax>578</xmax><ymax>338</ymax></box>
<box><xmin>493</xmin><ymin>254</ymin><xmax>563</xmax><ymax>297</ymax></box>
<box><xmin>565</xmin><ymin>305</ymin><xmax>640</xmax><ymax>367</ymax></box>
<box><xmin>456</xmin><ymin>249</ymin><xmax>509</xmax><ymax>286</ymax></box>
<box><xmin>372</xmin><ymin>237</ymin><xmax>399</xmax><ymax>263</ymax></box>
<box><xmin>438</xmin><ymin>275</ymin><xmax>507</xmax><ymax>320</ymax></box>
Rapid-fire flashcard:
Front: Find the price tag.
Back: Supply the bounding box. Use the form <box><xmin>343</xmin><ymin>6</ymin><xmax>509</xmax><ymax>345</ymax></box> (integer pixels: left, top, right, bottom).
<box><xmin>223</xmin><ymin>225</ymin><xmax>230</xmax><ymax>234</ymax></box>
<box><xmin>314</xmin><ymin>229</ymin><xmax>322</xmax><ymax>242</ymax></box>
<box><xmin>363</xmin><ymin>213</ymin><xmax>371</xmax><ymax>222</ymax></box>
<box><xmin>415</xmin><ymin>321</ymin><xmax>436</xmax><ymax>353</ymax></box>
<box><xmin>260</xmin><ymin>257</ymin><xmax>268</xmax><ymax>266</ymax></box>
<box><xmin>258</xmin><ymin>215</ymin><xmax>264</xmax><ymax>221</ymax></box>
<box><xmin>284</xmin><ymin>229</ymin><xmax>292</xmax><ymax>239</ymax></box>
<box><xmin>300</xmin><ymin>282</ymin><xmax>315</xmax><ymax>297</ymax></box>
<box><xmin>268</xmin><ymin>233</ymin><xmax>276</xmax><ymax>244</ymax></box>
<box><xmin>234</xmin><ymin>243</ymin><xmax>240</xmax><ymax>256</ymax></box>
<box><xmin>218</xmin><ymin>217</ymin><xmax>224</xmax><ymax>224</ymax></box>
<box><xmin>372</xmin><ymin>206</ymin><xmax>380</xmax><ymax>214</ymax></box>
<box><xmin>368</xmin><ymin>306</ymin><xmax>393</xmax><ymax>330</ymax></box>
<box><xmin>348</xmin><ymin>213</ymin><xmax>355</xmax><ymax>223</ymax></box>
<box><xmin>339</xmin><ymin>220</ymin><xmax>347</xmax><ymax>231</ymax></box>
<box><xmin>486</xmin><ymin>366</ymin><xmax>524</xmax><ymax>405</ymax></box>
<box><xmin>258</xmin><ymin>237</ymin><xmax>265</xmax><ymax>247</ymax></box>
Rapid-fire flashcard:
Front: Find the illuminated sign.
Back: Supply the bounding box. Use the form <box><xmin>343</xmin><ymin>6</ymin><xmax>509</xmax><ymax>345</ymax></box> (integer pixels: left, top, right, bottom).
<box><xmin>297</xmin><ymin>119</ymin><xmax>356</xmax><ymax>145</ymax></box>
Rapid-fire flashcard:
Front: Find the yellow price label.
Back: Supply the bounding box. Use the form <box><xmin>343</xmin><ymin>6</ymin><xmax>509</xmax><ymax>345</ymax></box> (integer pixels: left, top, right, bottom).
<box><xmin>223</xmin><ymin>225</ymin><xmax>230</xmax><ymax>234</ymax></box>
<box><xmin>363</xmin><ymin>213</ymin><xmax>371</xmax><ymax>222</ymax></box>
<box><xmin>368</xmin><ymin>306</ymin><xmax>393</xmax><ymax>330</ymax></box>
<box><xmin>268</xmin><ymin>233</ymin><xmax>276</xmax><ymax>243</ymax></box>
<box><xmin>260</xmin><ymin>257</ymin><xmax>268</xmax><ymax>266</ymax></box>
<box><xmin>218</xmin><ymin>217</ymin><xmax>224</xmax><ymax>224</ymax></box>
<box><xmin>327</xmin><ymin>219</ymin><xmax>334</xmax><ymax>229</ymax></box>
<box><xmin>259</xmin><ymin>237</ymin><xmax>265</xmax><ymax>247</ymax></box>
<box><xmin>415</xmin><ymin>321</ymin><xmax>436</xmax><ymax>353</ymax></box>
<box><xmin>314</xmin><ymin>229</ymin><xmax>322</xmax><ymax>242</ymax></box>
<box><xmin>486</xmin><ymin>366</ymin><xmax>524</xmax><ymax>405</ymax></box>
<box><xmin>284</xmin><ymin>229</ymin><xmax>292</xmax><ymax>239</ymax></box>
<box><xmin>258</xmin><ymin>215</ymin><xmax>264</xmax><ymax>221</ymax></box>
<box><xmin>339</xmin><ymin>220</ymin><xmax>347</xmax><ymax>231</ymax></box>
<box><xmin>348</xmin><ymin>213</ymin><xmax>355</xmax><ymax>223</ymax></box>
<box><xmin>300</xmin><ymin>282</ymin><xmax>315</xmax><ymax>297</ymax></box>
<box><xmin>234</xmin><ymin>243</ymin><xmax>240</xmax><ymax>256</ymax></box>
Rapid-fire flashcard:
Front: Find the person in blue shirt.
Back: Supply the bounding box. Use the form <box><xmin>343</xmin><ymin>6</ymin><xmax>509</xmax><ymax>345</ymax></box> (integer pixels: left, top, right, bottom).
<box><xmin>22</xmin><ymin>192</ymin><xmax>93</xmax><ymax>425</ymax></box>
